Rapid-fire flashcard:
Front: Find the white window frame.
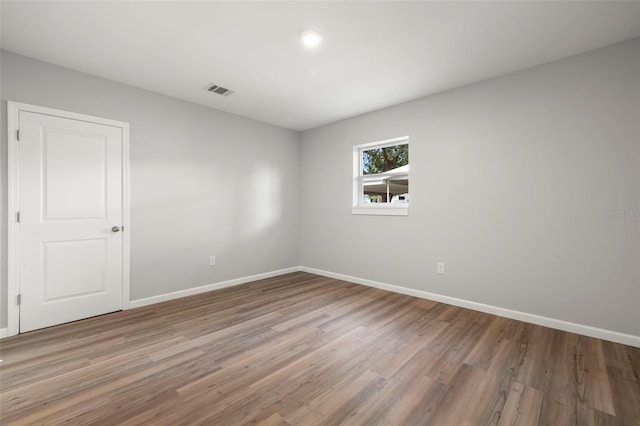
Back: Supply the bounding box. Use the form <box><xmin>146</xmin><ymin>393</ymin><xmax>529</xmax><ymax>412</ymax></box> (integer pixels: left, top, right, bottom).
<box><xmin>352</xmin><ymin>136</ymin><xmax>409</xmax><ymax>216</ymax></box>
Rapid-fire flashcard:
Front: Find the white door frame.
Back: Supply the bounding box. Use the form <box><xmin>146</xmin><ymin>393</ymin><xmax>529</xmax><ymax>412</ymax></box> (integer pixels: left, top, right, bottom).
<box><xmin>6</xmin><ymin>101</ymin><xmax>131</xmax><ymax>337</ymax></box>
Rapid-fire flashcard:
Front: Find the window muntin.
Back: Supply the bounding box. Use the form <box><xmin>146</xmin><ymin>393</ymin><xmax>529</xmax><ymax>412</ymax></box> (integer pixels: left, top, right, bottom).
<box><xmin>353</xmin><ymin>137</ymin><xmax>409</xmax><ymax>215</ymax></box>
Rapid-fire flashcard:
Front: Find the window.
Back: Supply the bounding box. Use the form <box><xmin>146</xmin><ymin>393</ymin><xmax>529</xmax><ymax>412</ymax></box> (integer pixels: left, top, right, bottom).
<box><xmin>353</xmin><ymin>136</ymin><xmax>409</xmax><ymax>216</ymax></box>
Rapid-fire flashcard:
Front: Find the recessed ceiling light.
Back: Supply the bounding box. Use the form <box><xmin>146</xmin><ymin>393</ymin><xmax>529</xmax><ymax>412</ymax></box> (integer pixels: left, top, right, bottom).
<box><xmin>300</xmin><ymin>30</ymin><xmax>322</xmax><ymax>48</ymax></box>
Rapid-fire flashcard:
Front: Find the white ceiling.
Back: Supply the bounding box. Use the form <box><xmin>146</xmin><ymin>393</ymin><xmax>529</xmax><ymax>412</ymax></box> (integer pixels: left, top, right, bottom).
<box><xmin>2</xmin><ymin>1</ymin><xmax>639</xmax><ymax>131</ymax></box>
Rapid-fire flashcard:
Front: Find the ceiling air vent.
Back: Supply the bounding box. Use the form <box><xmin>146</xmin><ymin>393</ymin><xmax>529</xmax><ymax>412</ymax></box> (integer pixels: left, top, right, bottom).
<box><xmin>205</xmin><ymin>83</ymin><xmax>233</xmax><ymax>97</ymax></box>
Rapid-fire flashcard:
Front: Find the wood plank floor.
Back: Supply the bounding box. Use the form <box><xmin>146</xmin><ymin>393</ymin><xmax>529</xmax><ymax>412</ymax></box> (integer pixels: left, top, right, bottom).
<box><xmin>1</xmin><ymin>272</ymin><xmax>638</xmax><ymax>425</ymax></box>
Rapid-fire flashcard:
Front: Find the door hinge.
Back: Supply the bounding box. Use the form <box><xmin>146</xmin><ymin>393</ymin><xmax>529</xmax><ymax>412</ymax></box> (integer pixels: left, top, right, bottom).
<box><xmin>17</xmin><ymin>294</ymin><xmax>21</xmax><ymax>305</ymax></box>
<box><xmin>16</xmin><ymin>129</ymin><xmax>20</xmax><ymax>141</ymax></box>
<box><xmin>16</xmin><ymin>212</ymin><xmax>20</xmax><ymax>223</ymax></box>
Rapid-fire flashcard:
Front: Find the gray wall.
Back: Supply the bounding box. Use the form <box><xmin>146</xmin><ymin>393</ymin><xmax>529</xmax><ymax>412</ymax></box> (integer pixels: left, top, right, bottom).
<box><xmin>300</xmin><ymin>39</ymin><xmax>640</xmax><ymax>336</ymax></box>
<box><xmin>0</xmin><ymin>50</ymin><xmax>300</xmax><ymax>327</ymax></box>
<box><xmin>2</xmin><ymin>39</ymin><xmax>639</xmax><ymax>338</ymax></box>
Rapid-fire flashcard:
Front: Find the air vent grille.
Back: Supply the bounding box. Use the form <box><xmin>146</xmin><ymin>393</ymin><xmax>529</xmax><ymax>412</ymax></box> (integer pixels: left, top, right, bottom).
<box><xmin>206</xmin><ymin>84</ymin><xmax>233</xmax><ymax>96</ymax></box>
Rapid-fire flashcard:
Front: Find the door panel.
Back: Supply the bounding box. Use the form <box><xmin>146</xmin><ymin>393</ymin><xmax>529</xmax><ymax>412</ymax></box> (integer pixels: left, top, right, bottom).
<box><xmin>43</xmin><ymin>129</ymin><xmax>108</xmax><ymax>220</ymax></box>
<box><xmin>42</xmin><ymin>238</ymin><xmax>108</xmax><ymax>301</ymax></box>
<box><xmin>19</xmin><ymin>111</ymin><xmax>124</xmax><ymax>332</ymax></box>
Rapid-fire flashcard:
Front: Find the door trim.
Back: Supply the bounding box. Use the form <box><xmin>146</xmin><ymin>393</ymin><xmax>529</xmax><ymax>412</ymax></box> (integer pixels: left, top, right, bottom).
<box><xmin>6</xmin><ymin>101</ymin><xmax>131</xmax><ymax>337</ymax></box>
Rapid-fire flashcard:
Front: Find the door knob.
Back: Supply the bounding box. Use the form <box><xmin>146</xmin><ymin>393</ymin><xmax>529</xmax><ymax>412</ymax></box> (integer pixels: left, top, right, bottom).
<box><xmin>111</xmin><ymin>226</ymin><xmax>121</xmax><ymax>233</ymax></box>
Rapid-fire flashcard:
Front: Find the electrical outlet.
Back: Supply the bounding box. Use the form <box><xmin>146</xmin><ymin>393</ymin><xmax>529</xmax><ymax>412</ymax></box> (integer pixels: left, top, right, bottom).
<box><xmin>437</xmin><ymin>262</ymin><xmax>445</xmax><ymax>275</ymax></box>
<box><xmin>209</xmin><ymin>256</ymin><xmax>216</xmax><ymax>266</ymax></box>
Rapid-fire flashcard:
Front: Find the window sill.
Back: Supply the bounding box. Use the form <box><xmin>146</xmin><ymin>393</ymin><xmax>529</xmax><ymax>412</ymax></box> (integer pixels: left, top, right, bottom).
<box><xmin>352</xmin><ymin>206</ymin><xmax>408</xmax><ymax>216</ymax></box>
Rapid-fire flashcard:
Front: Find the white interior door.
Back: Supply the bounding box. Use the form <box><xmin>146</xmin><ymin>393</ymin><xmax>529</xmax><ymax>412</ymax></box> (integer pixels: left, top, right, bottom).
<box><xmin>18</xmin><ymin>110</ymin><xmax>124</xmax><ymax>332</ymax></box>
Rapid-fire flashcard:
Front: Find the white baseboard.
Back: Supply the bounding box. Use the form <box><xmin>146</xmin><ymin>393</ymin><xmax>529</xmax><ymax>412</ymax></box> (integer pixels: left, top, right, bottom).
<box><xmin>127</xmin><ymin>267</ymin><xmax>300</xmax><ymax>309</ymax></box>
<box><xmin>5</xmin><ymin>265</ymin><xmax>638</xmax><ymax>348</ymax></box>
<box><xmin>299</xmin><ymin>266</ymin><xmax>640</xmax><ymax>348</ymax></box>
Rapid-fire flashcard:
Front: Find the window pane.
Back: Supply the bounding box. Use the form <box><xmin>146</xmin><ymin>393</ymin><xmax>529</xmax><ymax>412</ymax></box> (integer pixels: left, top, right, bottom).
<box><xmin>362</xmin><ymin>144</ymin><xmax>409</xmax><ymax>175</ymax></box>
<box><xmin>361</xmin><ymin>143</ymin><xmax>409</xmax><ymax>204</ymax></box>
<box><xmin>362</xmin><ymin>175</ymin><xmax>409</xmax><ymax>204</ymax></box>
